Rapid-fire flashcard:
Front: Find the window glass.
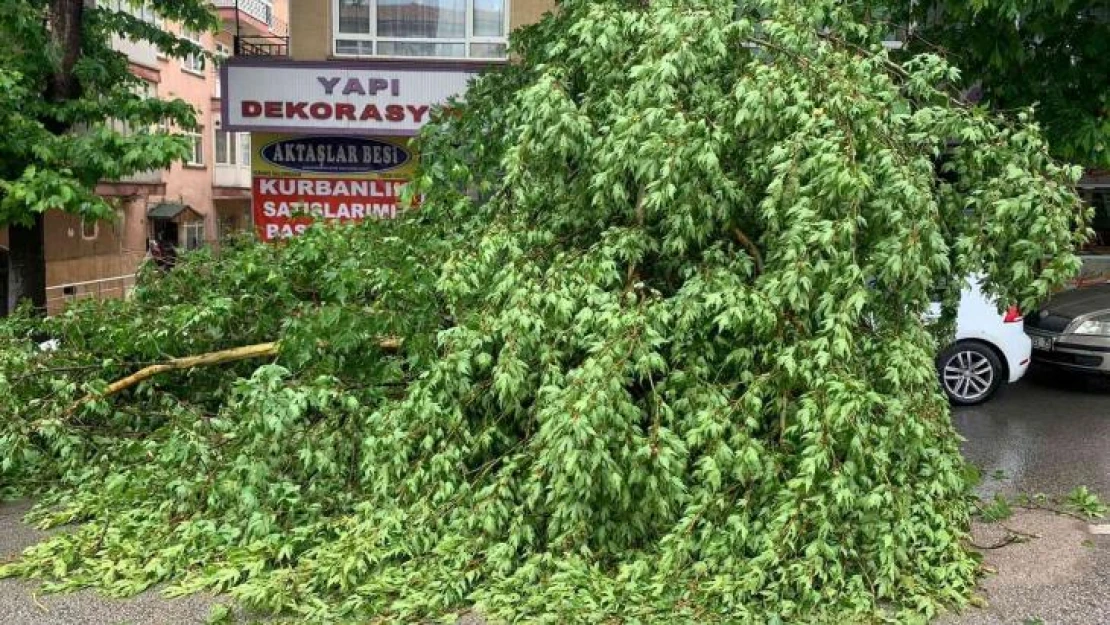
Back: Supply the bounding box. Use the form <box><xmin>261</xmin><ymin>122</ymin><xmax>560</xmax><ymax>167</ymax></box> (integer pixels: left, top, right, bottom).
<box><xmin>239</xmin><ymin>133</ymin><xmax>252</xmax><ymax>167</ymax></box>
<box><xmin>215</xmin><ymin>128</ymin><xmax>228</xmax><ymax>164</ymax></box>
<box><xmin>113</xmin><ymin>0</ymin><xmax>160</xmax><ymax>25</ymax></box>
<box><xmin>186</xmin><ymin>131</ymin><xmax>204</xmax><ymax>166</ymax></box>
<box><xmin>473</xmin><ymin>0</ymin><xmax>505</xmax><ymax>37</ymax></box>
<box><xmin>215</xmin><ymin>129</ymin><xmax>237</xmax><ymax>165</ymax></box>
<box><xmin>378</xmin><ymin>0</ymin><xmax>465</xmax><ymax>38</ymax></box>
<box><xmin>219</xmin><ymin>216</ymin><xmax>239</xmax><ymax>241</ymax></box>
<box><xmin>377</xmin><ymin>41</ymin><xmax>465</xmax><ymax>57</ymax></box>
<box><xmin>338</xmin><ymin>0</ymin><xmax>371</xmax><ymax>34</ymax></box>
<box><xmin>183</xmin><ymin>29</ymin><xmax>205</xmax><ymax>72</ymax></box>
<box><xmin>335</xmin><ymin>0</ymin><xmax>508</xmax><ymax>59</ymax></box>
<box><xmin>184</xmin><ymin>222</ymin><xmax>205</xmax><ymax>250</ymax></box>
<box><xmin>336</xmin><ymin>39</ymin><xmax>374</xmax><ymax>55</ymax></box>
<box><xmin>470</xmin><ymin>42</ymin><xmax>506</xmax><ymax>58</ymax></box>
<box><xmin>214</xmin><ymin>43</ymin><xmax>229</xmax><ymax>96</ymax></box>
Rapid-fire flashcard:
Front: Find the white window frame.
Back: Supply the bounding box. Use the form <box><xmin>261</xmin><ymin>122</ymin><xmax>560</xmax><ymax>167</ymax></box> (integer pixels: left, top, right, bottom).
<box><xmin>238</xmin><ymin>131</ymin><xmax>252</xmax><ymax>166</ymax></box>
<box><xmin>332</xmin><ymin>0</ymin><xmax>511</xmax><ymax>60</ymax></box>
<box><xmin>213</xmin><ymin>118</ymin><xmax>237</xmax><ymax>166</ymax></box>
<box><xmin>182</xmin><ymin>29</ymin><xmax>206</xmax><ymax>75</ymax></box>
<box><xmin>110</xmin><ymin>80</ymin><xmax>155</xmax><ymax>136</ymax></box>
<box><xmin>183</xmin><ymin>221</ymin><xmax>206</xmax><ymax>250</ymax></box>
<box><xmin>213</xmin><ymin>42</ymin><xmax>230</xmax><ymax>97</ymax></box>
<box><xmin>111</xmin><ymin>0</ymin><xmax>162</xmax><ymax>27</ymax></box>
<box><xmin>185</xmin><ymin>130</ymin><xmax>204</xmax><ymax>166</ymax></box>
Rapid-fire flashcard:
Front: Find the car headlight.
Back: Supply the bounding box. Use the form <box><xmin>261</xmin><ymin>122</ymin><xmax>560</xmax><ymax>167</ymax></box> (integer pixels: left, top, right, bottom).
<box><xmin>1072</xmin><ymin>314</ymin><xmax>1110</xmax><ymax>336</ymax></box>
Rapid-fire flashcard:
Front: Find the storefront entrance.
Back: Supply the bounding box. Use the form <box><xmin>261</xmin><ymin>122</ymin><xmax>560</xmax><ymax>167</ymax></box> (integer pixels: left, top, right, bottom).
<box><xmin>152</xmin><ymin>220</ymin><xmax>180</xmax><ymax>248</ymax></box>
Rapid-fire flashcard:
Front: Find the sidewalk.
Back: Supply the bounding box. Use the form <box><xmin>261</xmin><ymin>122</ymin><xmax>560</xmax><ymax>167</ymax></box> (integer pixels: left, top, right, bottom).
<box><xmin>939</xmin><ymin>509</ymin><xmax>1110</xmax><ymax>625</ymax></box>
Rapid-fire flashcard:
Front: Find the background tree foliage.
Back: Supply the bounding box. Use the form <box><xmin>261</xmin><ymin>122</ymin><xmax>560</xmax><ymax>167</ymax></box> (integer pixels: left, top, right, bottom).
<box><xmin>0</xmin><ymin>0</ymin><xmax>218</xmax><ymax>310</ymax></box>
<box><xmin>882</xmin><ymin>0</ymin><xmax>1109</xmax><ymax>169</ymax></box>
<box><xmin>0</xmin><ymin>0</ymin><xmax>1088</xmax><ymax>622</ymax></box>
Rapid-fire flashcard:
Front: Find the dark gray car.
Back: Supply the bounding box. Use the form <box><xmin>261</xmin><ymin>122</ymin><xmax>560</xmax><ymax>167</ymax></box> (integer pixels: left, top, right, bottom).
<box><xmin>1024</xmin><ymin>283</ymin><xmax>1110</xmax><ymax>374</ymax></box>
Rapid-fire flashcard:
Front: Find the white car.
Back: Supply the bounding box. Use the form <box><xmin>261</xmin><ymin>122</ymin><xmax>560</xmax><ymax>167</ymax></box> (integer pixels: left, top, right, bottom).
<box><xmin>930</xmin><ymin>279</ymin><xmax>1031</xmax><ymax>405</ymax></box>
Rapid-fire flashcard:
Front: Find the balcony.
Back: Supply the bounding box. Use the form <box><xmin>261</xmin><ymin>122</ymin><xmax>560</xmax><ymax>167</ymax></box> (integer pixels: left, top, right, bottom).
<box><xmin>120</xmin><ymin>169</ymin><xmax>164</xmax><ymax>185</ymax></box>
<box><xmin>214</xmin><ymin>164</ymin><xmax>251</xmax><ymax>191</ymax></box>
<box><xmin>211</xmin><ymin>0</ymin><xmax>287</xmax><ymax>37</ymax></box>
<box><xmin>235</xmin><ymin>34</ymin><xmax>289</xmax><ymax>57</ymax></box>
<box><xmin>213</xmin><ymin>127</ymin><xmax>252</xmax><ymax>198</ymax></box>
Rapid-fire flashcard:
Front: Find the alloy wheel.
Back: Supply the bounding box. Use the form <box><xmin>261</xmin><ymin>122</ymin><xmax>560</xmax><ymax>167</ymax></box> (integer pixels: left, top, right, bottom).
<box><xmin>942</xmin><ymin>350</ymin><xmax>995</xmax><ymax>403</ymax></box>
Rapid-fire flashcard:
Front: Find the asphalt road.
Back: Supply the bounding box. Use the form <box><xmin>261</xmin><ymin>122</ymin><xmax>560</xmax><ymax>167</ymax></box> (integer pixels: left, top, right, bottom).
<box><xmin>953</xmin><ymin>367</ymin><xmax>1110</xmax><ymax>500</ymax></box>
<box><xmin>0</xmin><ymin>501</ymin><xmax>225</xmax><ymax>625</ymax></box>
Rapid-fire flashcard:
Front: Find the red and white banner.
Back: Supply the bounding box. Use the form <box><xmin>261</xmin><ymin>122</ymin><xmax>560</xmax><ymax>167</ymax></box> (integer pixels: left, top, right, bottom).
<box><xmin>252</xmin><ymin>176</ymin><xmax>409</xmax><ymax>242</ymax></box>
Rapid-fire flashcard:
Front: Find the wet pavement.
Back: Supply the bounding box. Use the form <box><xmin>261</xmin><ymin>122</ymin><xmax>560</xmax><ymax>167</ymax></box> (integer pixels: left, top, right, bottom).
<box><xmin>940</xmin><ymin>369</ymin><xmax>1110</xmax><ymax>625</ymax></box>
<box><xmin>952</xmin><ymin>367</ymin><xmax>1110</xmax><ymax>500</ymax></box>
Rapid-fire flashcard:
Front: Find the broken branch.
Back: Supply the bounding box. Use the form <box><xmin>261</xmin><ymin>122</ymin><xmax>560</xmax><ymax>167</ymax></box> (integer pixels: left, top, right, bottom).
<box><xmin>68</xmin><ymin>338</ymin><xmax>402</xmax><ymax>414</ymax></box>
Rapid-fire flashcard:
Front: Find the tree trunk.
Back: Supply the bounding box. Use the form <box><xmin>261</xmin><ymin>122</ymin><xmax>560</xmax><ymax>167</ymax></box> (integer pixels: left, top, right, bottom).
<box><xmin>7</xmin><ymin>213</ymin><xmax>47</xmax><ymax>314</ymax></box>
<box><xmin>47</xmin><ymin>0</ymin><xmax>85</xmax><ymax>104</ymax></box>
<box><xmin>5</xmin><ymin>0</ymin><xmax>89</xmax><ymax>316</ymax></box>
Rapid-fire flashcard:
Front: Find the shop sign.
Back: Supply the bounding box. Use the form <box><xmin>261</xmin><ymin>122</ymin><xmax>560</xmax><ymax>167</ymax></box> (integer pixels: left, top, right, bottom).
<box><xmin>259</xmin><ymin>136</ymin><xmax>411</xmax><ymax>175</ymax></box>
<box><xmin>223</xmin><ymin>59</ymin><xmax>488</xmax><ymax>135</ymax></box>
<box><xmin>252</xmin><ymin>133</ymin><xmax>418</xmax><ymax>242</ymax></box>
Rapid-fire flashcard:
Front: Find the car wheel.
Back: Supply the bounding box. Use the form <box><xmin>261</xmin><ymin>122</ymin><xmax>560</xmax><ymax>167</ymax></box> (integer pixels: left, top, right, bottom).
<box><xmin>937</xmin><ymin>342</ymin><xmax>1003</xmax><ymax>406</ymax></box>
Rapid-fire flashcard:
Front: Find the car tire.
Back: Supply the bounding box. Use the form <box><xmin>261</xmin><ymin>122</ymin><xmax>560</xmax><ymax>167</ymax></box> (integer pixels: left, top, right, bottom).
<box><xmin>937</xmin><ymin>342</ymin><xmax>1004</xmax><ymax>406</ymax></box>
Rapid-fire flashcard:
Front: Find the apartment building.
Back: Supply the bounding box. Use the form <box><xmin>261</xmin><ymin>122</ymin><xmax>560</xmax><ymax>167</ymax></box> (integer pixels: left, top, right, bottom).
<box><xmin>0</xmin><ymin>1</ymin><xmax>288</xmax><ymax>315</ymax></box>
<box><xmin>221</xmin><ymin>0</ymin><xmax>555</xmax><ymax>242</ymax></box>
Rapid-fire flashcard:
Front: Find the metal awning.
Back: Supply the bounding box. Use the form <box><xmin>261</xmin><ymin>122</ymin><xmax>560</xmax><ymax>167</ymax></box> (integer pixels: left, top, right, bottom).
<box><xmin>147</xmin><ymin>202</ymin><xmax>200</xmax><ymax>221</ymax></box>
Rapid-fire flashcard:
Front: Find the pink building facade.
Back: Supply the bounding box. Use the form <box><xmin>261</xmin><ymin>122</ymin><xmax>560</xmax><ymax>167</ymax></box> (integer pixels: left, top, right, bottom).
<box><xmin>0</xmin><ymin>1</ymin><xmax>288</xmax><ymax>315</ymax></box>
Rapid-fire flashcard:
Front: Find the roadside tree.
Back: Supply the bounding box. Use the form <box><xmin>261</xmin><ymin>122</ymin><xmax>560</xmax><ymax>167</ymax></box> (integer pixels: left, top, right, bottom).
<box><xmin>878</xmin><ymin>0</ymin><xmax>1109</xmax><ymax>169</ymax></box>
<box><xmin>0</xmin><ymin>0</ymin><xmax>217</xmax><ymax>312</ymax></box>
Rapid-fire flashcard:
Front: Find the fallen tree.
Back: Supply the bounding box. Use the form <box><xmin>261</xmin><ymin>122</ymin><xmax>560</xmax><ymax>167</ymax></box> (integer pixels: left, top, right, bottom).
<box><xmin>0</xmin><ymin>1</ymin><xmax>1088</xmax><ymax>623</ymax></box>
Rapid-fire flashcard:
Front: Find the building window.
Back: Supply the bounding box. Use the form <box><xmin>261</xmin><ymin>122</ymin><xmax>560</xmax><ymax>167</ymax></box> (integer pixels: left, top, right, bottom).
<box><xmin>183</xmin><ymin>221</ymin><xmax>206</xmax><ymax>250</ymax></box>
<box><xmin>110</xmin><ymin>0</ymin><xmax>161</xmax><ymax>27</ymax></box>
<box><xmin>333</xmin><ymin>0</ymin><xmax>509</xmax><ymax>59</ymax></box>
<box><xmin>81</xmin><ymin>218</ymin><xmax>99</xmax><ymax>241</ymax></box>
<box><xmin>214</xmin><ymin>122</ymin><xmax>237</xmax><ymax>166</ymax></box>
<box><xmin>213</xmin><ymin>42</ymin><xmax>229</xmax><ymax>97</ymax></box>
<box><xmin>183</xmin><ymin>29</ymin><xmax>206</xmax><ymax>73</ymax></box>
<box><xmin>219</xmin><ymin>215</ymin><xmax>238</xmax><ymax>240</ymax></box>
<box><xmin>186</xmin><ymin>130</ymin><xmax>204</xmax><ymax>166</ymax></box>
<box><xmin>215</xmin><ymin>120</ymin><xmax>250</xmax><ymax>168</ymax></box>
<box><xmin>239</xmin><ymin>132</ymin><xmax>252</xmax><ymax>166</ymax></box>
<box><xmin>110</xmin><ymin>80</ymin><xmax>156</xmax><ymax>136</ymax></box>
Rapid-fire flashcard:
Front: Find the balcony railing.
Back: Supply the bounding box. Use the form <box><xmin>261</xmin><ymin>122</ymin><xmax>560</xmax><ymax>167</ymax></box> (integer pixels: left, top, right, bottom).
<box><xmin>214</xmin><ymin>163</ymin><xmax>251</xmax><ymax>189</ymax></box>
<box><xmin>119</xmin><ymin>169</ymin><xmax>164</xmax><ymax>185</ymax></box>
<box><xmin>235</xmin><ymin>34</ymin><xmax>289</xmax><ymax>57</ymax></box>
<box><xmin>211</xmin><ymin>0</ymin><xmax>286</xmax><ymax>35</ymax></box>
